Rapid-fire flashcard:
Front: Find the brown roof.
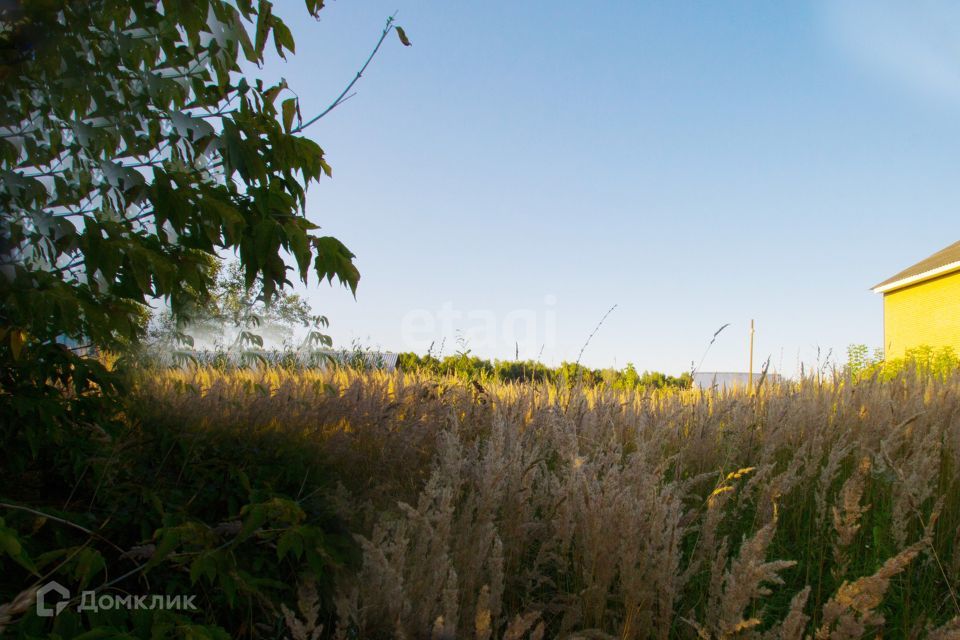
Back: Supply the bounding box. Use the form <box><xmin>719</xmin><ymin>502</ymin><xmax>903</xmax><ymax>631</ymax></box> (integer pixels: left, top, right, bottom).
<box><xmin>873</xmin><ymin>240</ymin><xmax>960</xmax><ymax>292</ymax></box>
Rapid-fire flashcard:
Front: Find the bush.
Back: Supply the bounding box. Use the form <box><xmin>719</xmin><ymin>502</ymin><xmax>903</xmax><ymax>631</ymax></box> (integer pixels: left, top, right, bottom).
<box><xmin>846</xmin><ymin>343</ymin><xmax>960</xmax><ymax>380</ymax></box>
<box><xmin>0</xmin><ymin>367</ymin><xmax>354</xmax><ymax>638</ymax></box>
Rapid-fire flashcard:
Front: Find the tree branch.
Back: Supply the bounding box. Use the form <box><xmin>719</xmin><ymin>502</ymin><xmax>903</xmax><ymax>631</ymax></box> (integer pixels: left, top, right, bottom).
<box><xmin>293</xmin><ymin>15</ymin><xmax>400</xmax><ymax>133</ymax></box>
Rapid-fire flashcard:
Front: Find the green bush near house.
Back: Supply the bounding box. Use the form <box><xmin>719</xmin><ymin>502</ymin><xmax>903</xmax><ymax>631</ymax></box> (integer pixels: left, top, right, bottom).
<box><xmin>846</xmin><ymin>343</ymin><xmax>960</xmax><ymax>379</ymax></box>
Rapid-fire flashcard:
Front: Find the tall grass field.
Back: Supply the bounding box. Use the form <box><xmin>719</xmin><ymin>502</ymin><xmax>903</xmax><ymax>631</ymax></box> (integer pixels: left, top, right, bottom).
<box><xmin>100</xmin><ymin>365</ymin><xmax>960</xmax><ymax>639</ymax></box>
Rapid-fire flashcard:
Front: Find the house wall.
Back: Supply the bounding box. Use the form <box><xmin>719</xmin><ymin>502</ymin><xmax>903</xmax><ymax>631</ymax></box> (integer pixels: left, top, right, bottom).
<box><xmin>883</xmin><ymin>269</ymin><xmax>960</xmax><ymax>358</ymax></box>
<box><xmin>692</xmin><ymin>372</ymin><xmax>782</xmax><ymax>389</ymax></box>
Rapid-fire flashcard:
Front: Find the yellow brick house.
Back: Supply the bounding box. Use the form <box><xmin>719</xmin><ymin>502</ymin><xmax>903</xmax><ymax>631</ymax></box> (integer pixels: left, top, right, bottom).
<box><xmin>872</xmin><ymin>240</ymin><xmax>960</xmax><ymax>358</ymax></box>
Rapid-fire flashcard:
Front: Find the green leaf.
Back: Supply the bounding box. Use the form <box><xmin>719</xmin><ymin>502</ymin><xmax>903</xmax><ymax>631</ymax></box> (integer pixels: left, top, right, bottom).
<box><xmin>262</xmin><ymin>78</ymin><xmax>287</xmax><ymax>106</ymax></box>
<box><xmin>319</xmin><ymin>157</ymin><xmax>332</xmax><ymax>178</ymax></box>
<box><xmin>0</xmin><ymin>527</ymin><xmax>23</xmax><ymax>557</ymax></box>
<box><xmin>0</xmin><ymin>521</ymin><xmax>38</xmax><ymax>574</ymax></box>
<box><xmin>254</xmin><ymin>0</ymin><xmax>273</xmax><ymax>56</ymax></box>
<box><xmin>70</xmin><ymin>547</ymin><xmax>106</xmax><ymax>589</ymax></box>
<box><xmin>190</xmin><ymin>552</ymin><xmax>219</xmax><ymax>585</ymax></box>
<box><xmin>234</xmin><ymin>504</ymin><xmax>268</xmax><ymax>545</ymax></box>
<box><xmin>281</xmin><ymin>98</ymin><xmax>297</xmax><ymax>133</ymax></box>
<box><xmin>232</xmin><ymin>7</ymin><xmax>259</xmax><ymax>62</ymax></box>
<box><xmin>312</xmin><ymin>236</ymin><xmax>360</xmax><ymax>295</ymax></box>
<box><xmin>147</xmin><ymin>528</ymin><xmax>182</xmax><ymax>570</ymax></box>
<box><xmin>280</xmin><ymin>226</ymin><xmax>308</xmax><ymax>281</ymax></box>
<box><xmin>395</xmin><ymin>26</ymin><xmax>412</xmax><ymax>46</ymax></box>
<box><xmin>277</xmin><ymin>529</ymin><xmax>304</xmax><ymax>560</ymax></box>
<box><xmin>273</xmin><ymin>19</ymin><xmax>296</xmax><ymax>57</ymax></box>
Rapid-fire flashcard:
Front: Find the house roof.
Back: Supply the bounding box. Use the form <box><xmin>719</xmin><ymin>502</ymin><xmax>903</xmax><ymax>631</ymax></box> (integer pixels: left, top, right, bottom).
<box><xmin>872</xmin><ymin>240</ymin><xmax>960</xmax><ymax>294</ymax></box>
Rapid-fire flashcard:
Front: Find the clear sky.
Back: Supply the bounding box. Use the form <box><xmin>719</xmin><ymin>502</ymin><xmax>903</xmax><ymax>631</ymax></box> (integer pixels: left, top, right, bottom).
<box><xmin>245</xmin><ymin>0</ymin><xmax>960</xmax><ymax>375</ymax></box>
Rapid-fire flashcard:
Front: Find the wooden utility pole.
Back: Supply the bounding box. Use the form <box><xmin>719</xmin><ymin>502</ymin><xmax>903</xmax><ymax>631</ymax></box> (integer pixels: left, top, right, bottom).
<box><xmin>748</xmin><ymin>319</ymin><xmax>755</xmax><ymax>391</ymax></box>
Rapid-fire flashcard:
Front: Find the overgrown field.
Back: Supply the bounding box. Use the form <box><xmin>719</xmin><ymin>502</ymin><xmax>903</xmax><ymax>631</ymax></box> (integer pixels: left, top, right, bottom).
<box><xmin>128</xmin><ymin>366</ymin><xmax>960</xmax><ymax>639</ymax></box>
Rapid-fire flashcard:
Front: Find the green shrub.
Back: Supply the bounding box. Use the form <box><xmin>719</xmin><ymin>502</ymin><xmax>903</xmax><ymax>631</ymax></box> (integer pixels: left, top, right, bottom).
<box><xmin>846</xmin><ymin>343</ymin><xmax>960</xmax><ymax>380</ymax></box>
<box><xmin>0</xmin><ymin>373</ymin><xmax>354</xmax><ymax>638</ymax></box>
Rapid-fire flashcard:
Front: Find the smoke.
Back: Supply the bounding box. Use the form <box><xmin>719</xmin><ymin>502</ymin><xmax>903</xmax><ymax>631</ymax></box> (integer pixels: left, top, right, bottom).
<box><xmin>182</xmin><ymin>321</ymin><xmax>300</xmax><ymax>351</ymax></box>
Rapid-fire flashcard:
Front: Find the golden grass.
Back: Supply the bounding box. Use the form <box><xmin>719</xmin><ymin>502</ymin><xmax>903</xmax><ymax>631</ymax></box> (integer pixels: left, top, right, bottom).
<box><xmin>136</xmin><ymin>367</ymin><xmax>960</xmax><ymax>639</ymax></box>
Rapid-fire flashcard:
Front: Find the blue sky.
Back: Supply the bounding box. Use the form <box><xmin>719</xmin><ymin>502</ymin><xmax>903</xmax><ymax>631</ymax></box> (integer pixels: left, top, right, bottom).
<box><xmin>245</xmin><ymin>1</ymin><xmax>960</xmax><ymax>374</ymax></box>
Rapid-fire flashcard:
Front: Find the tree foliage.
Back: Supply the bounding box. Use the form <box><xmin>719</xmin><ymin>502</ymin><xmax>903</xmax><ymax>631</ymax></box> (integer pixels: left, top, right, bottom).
<box><xmin>397</xmin><ymin>351</ymin><xmax>694</xmax><ymax>390</ymax></box>
<box><xmin>1</xmin><ymin>0</ymin><xmax>359</xmax><ymax>359</ymax></box>
<box><xmin>148</xmin><ymin>260</ymin><xmax>331</xmax><ymax>356</ymax></box>
<box><xmin>0</xmin><ymin>0</ymin><xmax>384</xmax><ymax>460</ymax></box>
<box><xmin>0</xmin><ymin>3</ymin><xmax>408</xmax><ymax>635</ymax></box>
<box><xmin>846</xmin><ymin>343</ymin><xmax>959</xmax><ymax>380</ymax></box>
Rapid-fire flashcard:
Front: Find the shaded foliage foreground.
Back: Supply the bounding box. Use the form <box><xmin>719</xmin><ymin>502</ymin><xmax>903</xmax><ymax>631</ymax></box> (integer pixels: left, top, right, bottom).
<box><xmin>4</xmin><ymin>366</ymin><xmax>960</xmax><ymax>638</ymax></box>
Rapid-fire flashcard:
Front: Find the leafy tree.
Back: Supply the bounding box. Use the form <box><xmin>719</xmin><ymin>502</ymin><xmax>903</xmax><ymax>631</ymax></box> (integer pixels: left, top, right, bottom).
<box><xmin>0</xmin><ymin>0</ymin><xmax>368</xmax><ymax>352</ymax></box>
<box><xmin>614</xmin><ymin>362</ymin><xmax>641</xmax><ymax>389</ymax></box>
<box><xmin>0</xmin><ymin>0</ymin><xmax>411</xmax><ymax>450</ymax></box>
<box><xmin>0</xmin><ymin>2</ymin><xmax>410</xmax><ymax>636</ymax></box>
<box><xmin>149</xmin><ymin>260</ymin><xmax>330</xmax><ymax>354</ymax></box>
<box><xmin>208</xmin><ymin>261</ymin><xmax>313</xmax><ymax>332</ymax></box>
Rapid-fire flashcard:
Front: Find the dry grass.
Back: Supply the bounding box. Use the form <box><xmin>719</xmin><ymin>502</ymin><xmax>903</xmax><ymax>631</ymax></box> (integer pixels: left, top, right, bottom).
<box><xmin>136</xmin><ymin>367</ymin><xmax>960</xmax><ymax>639</ymax></box>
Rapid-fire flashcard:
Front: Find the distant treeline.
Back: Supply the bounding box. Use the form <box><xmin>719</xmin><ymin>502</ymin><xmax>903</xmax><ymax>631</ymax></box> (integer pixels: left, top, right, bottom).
<box><xmin>138</xmin><ymin>344</ymin><xmax>693</xmax><ymax>390</ymax></box>
<box><xmin>396</xmin><ymin>352</ymin><xmax>692</xmax><ymax>390</ymax></box>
